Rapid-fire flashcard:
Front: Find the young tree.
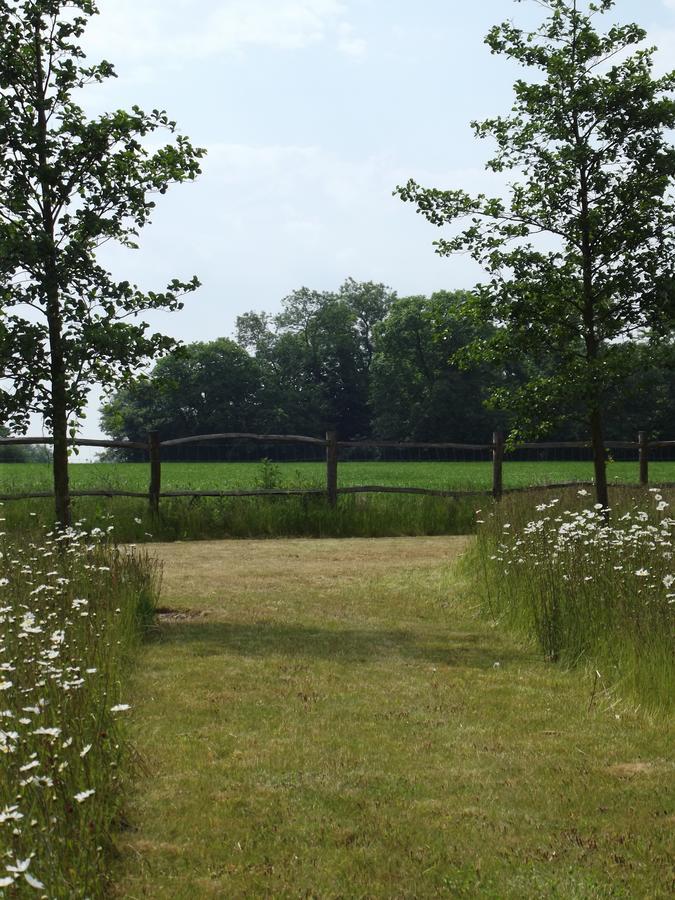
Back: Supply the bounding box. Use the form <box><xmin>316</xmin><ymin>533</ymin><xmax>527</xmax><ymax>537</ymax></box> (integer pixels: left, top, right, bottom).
<box><xmin>397</xmin><ymin>0</ymin><xmax>675</xmax><ymax>508</ymax></box>
<box><xmin>0</xmin><ymin>0</ymin><xmax>204</xmax><ymax>525</ymax></box>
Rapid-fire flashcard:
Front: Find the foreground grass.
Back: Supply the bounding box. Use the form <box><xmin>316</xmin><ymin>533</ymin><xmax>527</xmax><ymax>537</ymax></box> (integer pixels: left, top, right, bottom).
<box><xmin>116</xmin><ymin>537</ymin><xmax>673</xmax><ymax>899</ymax></box>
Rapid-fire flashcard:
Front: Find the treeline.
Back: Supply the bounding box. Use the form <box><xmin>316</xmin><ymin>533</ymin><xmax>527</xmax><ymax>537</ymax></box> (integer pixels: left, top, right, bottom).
<box><xmin>100</xmin><ymin>280</ymin><xmax>675</xmax><ymax>453</ymax></box>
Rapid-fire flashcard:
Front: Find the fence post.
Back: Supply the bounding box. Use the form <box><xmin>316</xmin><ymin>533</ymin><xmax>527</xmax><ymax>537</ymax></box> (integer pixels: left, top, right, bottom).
<box><xmin>326</xmin><ymin>430</ymin><xmax>338</xmax><ymax>508</ymax></box>
<box><xmin>492</xmin><ymin>430</ymin><xmax>504</xmax><ymax>501</ymax></box>
<box><xmin>638</xmin><ymin>430</ymin><xmax>649</xmax><ymax>487</ymax></box>
<box><xmin>148</xmin><ymin>430</ymin><xmax>161</xmax><ymax>514</ymax></box>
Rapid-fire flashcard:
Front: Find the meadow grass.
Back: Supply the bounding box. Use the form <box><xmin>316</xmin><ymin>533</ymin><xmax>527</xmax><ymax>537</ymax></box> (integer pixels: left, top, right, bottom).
<box><xmin>2</xmin><ymin>458</ymin><xmax>674</xmax><ymax>542</ymax></box>
<box><xmin>0</xmin><ymin>493</ymin><xmax>478</xmax><ymax>543</ymax></box>
<box><xmin>0</xmin><ymin>522</ymin><xmax>160</xmax><ymax>897</ymax></box>
<box><xmin>2</xmin><ymin>458</ymin><xmax>675</xmax><ymax>495</ymax></box>
<box><xmin>470</xmin><ymin>486</ymin><xmax>675</xmax><ymax>714</ymax></box>
<box><xmin>115</xmin><ymin>537</ymin><xmax>673</xmax><ymax>899</ymax></box>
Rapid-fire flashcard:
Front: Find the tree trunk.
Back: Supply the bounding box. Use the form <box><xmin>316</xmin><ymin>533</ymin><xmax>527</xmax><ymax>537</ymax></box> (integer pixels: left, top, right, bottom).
<box><xmin>48</xmin><ymin>303</ymin><xmax>71</xmax><ymax>528</ymax></box>
<box><xmin>34</xmin><ymin>22</ymin><xmax>72</xmax><ymax>528</ymax></box>
<box><xmin>51</xmin><ymin>387</ymin><xmax>71</xmax><ymax>528</ymax></box>
<box><xmin>589</xmin><ymin>406</ymin><xmax>609</xmax><ymax>512</ymax></box>
<box><xmin>569</xmin><ymin>23</ymin><xmax>608</xmax><ymax>516</ymax></box>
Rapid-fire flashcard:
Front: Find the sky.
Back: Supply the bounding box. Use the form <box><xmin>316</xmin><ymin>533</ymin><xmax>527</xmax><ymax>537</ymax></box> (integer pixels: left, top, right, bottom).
<box><xmin>54</xmin><ymin>0</ymin><xmax>675</xmax><ymax>441</ymax></box>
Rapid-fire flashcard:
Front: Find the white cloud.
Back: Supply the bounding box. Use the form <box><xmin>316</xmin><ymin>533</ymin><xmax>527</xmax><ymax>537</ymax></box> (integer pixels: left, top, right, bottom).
<box><xmin>175</xmin><ymin>141</ymin><xmax>490</xmax><ymax>302</ymax></box>
<box><xmin>85</xmin><ymin>0</ymin><xmax>365</xmax><ymax>60</ymax></box>
<box><xmin>336</xmin><ymin>22</ymin><xmax>367</xmax><ymax>58</ymax></box>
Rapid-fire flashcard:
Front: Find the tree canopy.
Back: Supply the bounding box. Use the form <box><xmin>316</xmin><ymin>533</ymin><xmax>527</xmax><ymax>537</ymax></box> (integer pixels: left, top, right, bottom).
<box><xmin>101</xmin><ymin>280</ymin><xmax>675</xmax><ymax>456</ymax></box>
<box><xmin>236</xmin><ymin>280</ymin><xmax>395</xmax><ymax>438</ymax></box>
<box><xmin>100</xmin><ymin>339</ymin><xmax>262</xmax><ymax>444</ymax></box>
<box><xmin>370</xmin><ymin>291</ymin><xmax>506</xmax><ymax>442</ymax></box>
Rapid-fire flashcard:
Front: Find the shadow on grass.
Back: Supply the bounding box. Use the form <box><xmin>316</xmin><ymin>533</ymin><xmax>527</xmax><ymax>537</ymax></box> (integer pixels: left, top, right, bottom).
<box><xmin>154</xmin><ymin>619</ymin><xmax>532</xmax><ymax>669</ymax></box>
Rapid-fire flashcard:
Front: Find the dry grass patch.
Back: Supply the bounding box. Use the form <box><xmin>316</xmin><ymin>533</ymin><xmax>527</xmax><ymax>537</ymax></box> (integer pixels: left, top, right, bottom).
<box><xmin>146</xmin><ymin>536</ymin><xmax>470</xmax><ymax>609</ymax></box>
<box><xmin>115</xmin><ymin>537</ymin><xmax>674</xmax><ymax>899</ymax></box>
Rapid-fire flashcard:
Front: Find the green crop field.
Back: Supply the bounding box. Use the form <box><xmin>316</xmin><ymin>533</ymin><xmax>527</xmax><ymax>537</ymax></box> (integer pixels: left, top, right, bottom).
<box><xmin>2</xmin><ymin>459</ymin><xmax>675</xmax><ymax>494</ymax></box>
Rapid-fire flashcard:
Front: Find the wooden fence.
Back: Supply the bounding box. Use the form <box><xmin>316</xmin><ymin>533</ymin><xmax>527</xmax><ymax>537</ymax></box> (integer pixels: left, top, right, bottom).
<box><xmin>1</xmin><ymin>430</ymin><xmax>674</xmax><ymax>510</ymax></box>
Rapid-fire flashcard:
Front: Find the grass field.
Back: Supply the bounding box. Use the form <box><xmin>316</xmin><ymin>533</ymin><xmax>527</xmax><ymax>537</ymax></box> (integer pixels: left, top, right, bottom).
<box><xmin>114</xmin><ymin>537</ymin><xmax>674</xmax><ymax>899</ymax></box>
<box><xmin>2</xmin><ymin>461</ymin><xmax>674</xmax><ymax>542</ymax></box>
<box><xmin>2</xmin><ymin>458</ymin><xmax>675</xmax><ymax>493</ymax></box>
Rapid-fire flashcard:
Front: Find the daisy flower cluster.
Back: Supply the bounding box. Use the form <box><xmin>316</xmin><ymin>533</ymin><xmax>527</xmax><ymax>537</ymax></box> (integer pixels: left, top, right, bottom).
<box><xmin>0</xmin><ymin>520</ymin><xmax>155</xmax><ymax>897</ymax></box>
<box><xmin>476</xmin><ymin>488</ymin><xmax>674</xmax><ymax>709</ymax></box>
<box><xmin>490</xmin><ymin>493</ymin><xmax>673</xmax><ymax>601</ymax></box>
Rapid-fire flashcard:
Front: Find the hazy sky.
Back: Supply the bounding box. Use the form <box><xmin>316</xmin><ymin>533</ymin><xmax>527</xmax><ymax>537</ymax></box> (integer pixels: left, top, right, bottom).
<box><xmin>66</xmin><ymin>0</ymin><xmax>675</xmax><ymax>439</ymax></box>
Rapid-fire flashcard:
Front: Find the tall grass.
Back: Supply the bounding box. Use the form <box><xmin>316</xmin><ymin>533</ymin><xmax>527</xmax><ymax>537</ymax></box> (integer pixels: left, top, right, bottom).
<box><xmin>0</xmin><ymin>493</ymin><xmax>477</xmax><ymax>542</ymax></box>
<box><xmin>0</xmin><ymin>519</ymin><xmax>159</xmax><ymax>897</ymax></box>
<box><xmin>471</xmin><ymin>486</ymin><xmax>675</xmax><ymax>712</ymax></box>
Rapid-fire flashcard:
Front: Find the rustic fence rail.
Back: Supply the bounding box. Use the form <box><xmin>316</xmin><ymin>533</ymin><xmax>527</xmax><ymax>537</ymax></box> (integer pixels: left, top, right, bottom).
<box><xmin>0</xmin><ymin>430</ymin><xmax>673</xmax><ymax>510</ymax></box>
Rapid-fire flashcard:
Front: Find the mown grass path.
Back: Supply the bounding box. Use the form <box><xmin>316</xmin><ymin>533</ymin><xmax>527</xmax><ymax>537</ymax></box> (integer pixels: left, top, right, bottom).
<box><xmin>115</xmin><ymin>538</ymin><xmax>673</xmax><ymax>899</ymax></box>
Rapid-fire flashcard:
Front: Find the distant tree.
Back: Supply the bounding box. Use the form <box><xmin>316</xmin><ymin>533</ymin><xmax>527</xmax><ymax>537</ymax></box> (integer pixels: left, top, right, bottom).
<box><xmin>397</xmin><ymin>0</ymin><xmax>675</xmax><ymax>508</ymax></box>
<box><xmin>338</xmin><ymin>278</ymin><xmax>396</xmax><ymax>372</ymax></box>
<box><xmin>371</xmin><ymin>291</ymin><xmax>506</xmax><ymax>442</ymax></box>
<box><xmin>0</xmin><ymin>0</ymin><xmax>204</xmax><ymax>524</ymax></box>
<box><xmin>236</xmin><ymin>280</ymin><xmax>394</xmax><ymax>438</ymax></box>
<box><xmin>598</xmin><ymin>338</ymin><xmax>675</xmax><ymax>441</ymax></box>
<box><xmin>100</xmin><ymin>339</ymin><xmax>262</xmax><ymax>445</ymax></box>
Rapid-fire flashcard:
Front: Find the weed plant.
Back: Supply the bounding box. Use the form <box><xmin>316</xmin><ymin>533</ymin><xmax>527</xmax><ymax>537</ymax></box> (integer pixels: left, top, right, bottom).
<box><xmin>472</xmin><ymin>486</ymin><xmax>675</xmax><ymax>713</ymax></box>
<box><xmin>0</xmin><ymin>519</ymin><xmax>159</xmax><ymax>897</ymax></box>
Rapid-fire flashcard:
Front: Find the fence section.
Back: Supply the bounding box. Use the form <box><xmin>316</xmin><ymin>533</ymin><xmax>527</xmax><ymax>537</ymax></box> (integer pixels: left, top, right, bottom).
<box><xmin>0</xmin><ymin>430</ymin><xmax>673</xmax><ymax>509</ymax></box>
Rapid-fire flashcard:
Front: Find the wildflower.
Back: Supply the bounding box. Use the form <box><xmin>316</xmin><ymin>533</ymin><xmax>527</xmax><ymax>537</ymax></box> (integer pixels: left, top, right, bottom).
<box><xmin>74</xmin><ymin>789</ymin><xmax>95</xmax><ymax>803</ymax></box>
<box><xmin>110</xmin><ymin>704</ymin><xmax>131</xmax><ymax>713</ymax></box>
<box><xmin>6</xmin><ymin>858</ymin><xmax>32</xmax><ymax>874</ymax></box>
<box><xmin>32</xmin><ymin>727</ymin><xmax>61</xmax><ymax>738</ymax></box>
<box><xmin>635</xmin><ymin>569</ymin><xmax>650</xmax><ymax>577</ymax></box>
<box><xmin>663</xmin><ymin>575</ymin><xmax>674</xmax><ymax>589</ymax></box>
<box><xmin>0</xmin><ymin>806</ymin><xmax>23</xmax><ymax>824</ymax></box>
